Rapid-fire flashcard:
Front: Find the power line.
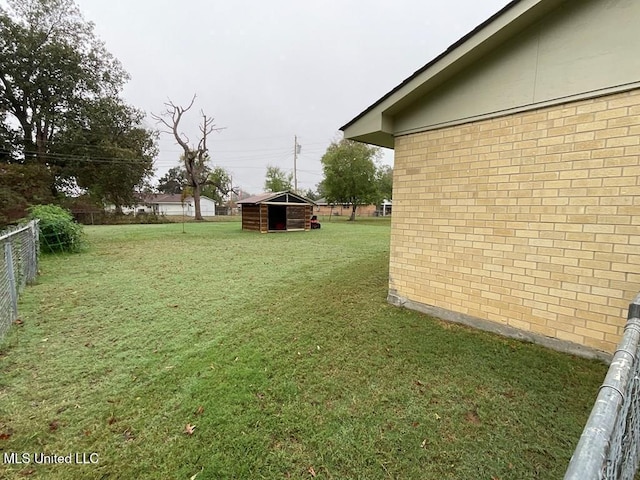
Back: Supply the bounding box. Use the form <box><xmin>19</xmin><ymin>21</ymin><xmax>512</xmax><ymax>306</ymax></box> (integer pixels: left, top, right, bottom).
<box><xmin>7</xmin><ymin>134</ymin><xmax>334</xmax><ymax>154</ymax></box>
<box><xmin>0</xmin><ymin>149</ymin><xmax>153</xmax><ymax>165</ymax></box>
<box><xmin>0</xmin><ymin>147</ymin><xmax>315</xmax><ymax>166</ymax></box>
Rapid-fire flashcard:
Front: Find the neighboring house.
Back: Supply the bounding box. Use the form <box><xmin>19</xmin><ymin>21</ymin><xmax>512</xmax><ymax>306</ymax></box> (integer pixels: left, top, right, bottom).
<box><xmin>237</xmin><ymin>191</ymin><xmax>315</xmax><ymax>233</ymax></box>
<box><xmin>314</xmin><ymin>198</ymin><xmax>376</xmax><ymax>217</ymax></box>
<box><xmin>341</xmin><ymin>0</ymin><xmax>640</xmax><ymax>356</ymax></box>
<box><xmin>314</xmin><ymin>199</ymin><xmax>391</xmax><ymax>217</ymax></box>
<box><xmin>146</xmin><ymin>194</ymin><xmax>216</xmax><ymax>217</ymax></box>
<box><xmin>381</xmin><ymin>200</ymin><xmax>392</xmax><ymax>217</ymax></box>
<box><xmin>106</xmin><ymin>194</ymin><xmax>216</xmax><ymax>217</ymax></box>
<box><xmin>225</xmin><ymin>189</ymin><xmax>254</xmax><ymax>216</ymax></box>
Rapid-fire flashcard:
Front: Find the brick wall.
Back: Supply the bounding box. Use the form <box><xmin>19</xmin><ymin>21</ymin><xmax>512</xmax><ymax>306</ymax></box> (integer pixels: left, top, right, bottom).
<box><xmin>314</xmin><ymin>204</ymin><xmax>377</xmax><ymax>217</ymax></box>
<box><xmin>391</xmin><ymin>89</ymin><xmax>640</xmax><ymax>353</ymax></box>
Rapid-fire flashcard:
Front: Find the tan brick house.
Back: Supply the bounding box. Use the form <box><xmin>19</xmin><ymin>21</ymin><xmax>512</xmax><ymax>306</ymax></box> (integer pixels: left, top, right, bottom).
<box><xmin>313</xmin><ymin>199</ymin><xmax>379</xmax><ymax>218</ymax></box>
<box><xmin>341</xmin><ymin>0</ymin><xmax>640</xmax><ymax>356</ymax></box>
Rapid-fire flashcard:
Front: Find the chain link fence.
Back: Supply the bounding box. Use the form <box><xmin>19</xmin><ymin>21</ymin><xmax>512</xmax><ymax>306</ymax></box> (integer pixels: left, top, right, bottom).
<box><xmin>0</xmin><ymin>220</ymin><xmax>39</xmax><ymax>339</ymax></box>
<box><xmin>565</xmin><ymin>293</ymin><xmax>640</xmax><ymax>480</ymax></box>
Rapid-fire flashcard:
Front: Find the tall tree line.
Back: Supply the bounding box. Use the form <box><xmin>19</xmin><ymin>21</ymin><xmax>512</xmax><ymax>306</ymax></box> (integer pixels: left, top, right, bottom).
<box><xmin>0</xmin><ymin>0</ymin><xmax>158</xmax><ymax>223</ymax></box>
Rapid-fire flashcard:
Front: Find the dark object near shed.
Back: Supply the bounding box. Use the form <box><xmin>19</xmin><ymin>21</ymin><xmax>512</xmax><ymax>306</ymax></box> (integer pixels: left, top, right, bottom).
<box><xmin>310</xmin><ymin>215</ymin><xmax>321</xmax><ymax>229</ymax></box>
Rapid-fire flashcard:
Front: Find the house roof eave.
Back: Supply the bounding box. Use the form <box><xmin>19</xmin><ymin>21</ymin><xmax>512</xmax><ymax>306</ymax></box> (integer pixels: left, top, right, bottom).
<box><xmin>340</xmin><ymin>0</ymin><xmax>562</xmax><ymax>144</ymax></box>
<box><xmin>342</xmin><ymin>130</ymin><xmax>395</xmax><ymax>149</ymax></box>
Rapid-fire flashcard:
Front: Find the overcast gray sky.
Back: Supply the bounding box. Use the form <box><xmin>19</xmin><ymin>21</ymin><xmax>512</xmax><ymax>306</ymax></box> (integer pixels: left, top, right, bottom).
<box><xmin>74</xmin><ymin>0</ymin><xmax>511</xmax><ymax>195</ymax></box>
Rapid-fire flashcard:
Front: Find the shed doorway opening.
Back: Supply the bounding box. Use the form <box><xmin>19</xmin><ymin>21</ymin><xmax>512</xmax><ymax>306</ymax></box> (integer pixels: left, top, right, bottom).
<box><xmin>268</xmin><ymin>205</ymin><xmax>287</xmax><ymax>231</ymax></box>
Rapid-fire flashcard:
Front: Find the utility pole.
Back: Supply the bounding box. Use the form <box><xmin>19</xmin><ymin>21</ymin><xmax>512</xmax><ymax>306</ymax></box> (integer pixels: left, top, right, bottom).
<box><xmin>293</xmin><ymin>135</ymin><xmax>301</xmax><ymax>193</ymax></box>
<box><xmin>228</xmin><ymin>174</ymin><xmax>233</xmax><ymax>215</ymax></box>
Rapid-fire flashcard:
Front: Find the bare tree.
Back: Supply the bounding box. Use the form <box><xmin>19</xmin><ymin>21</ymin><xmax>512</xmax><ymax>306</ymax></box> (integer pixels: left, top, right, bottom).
<box><xmin>152</xmin><ymin>95</ymin><xmax>229</xmax><ymax>220</ymax></box>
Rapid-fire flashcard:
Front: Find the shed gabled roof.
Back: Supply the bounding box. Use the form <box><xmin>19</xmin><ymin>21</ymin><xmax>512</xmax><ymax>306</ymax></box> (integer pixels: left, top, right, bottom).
<box><xmin>237</xmin><ymin>191</ymin><xmax>316</xmax><ymax>206</ymax></box>
<box><xmin>339</xmin><ymin>0</ymin><xmax>561</xmax><ymax>148</ymax></box>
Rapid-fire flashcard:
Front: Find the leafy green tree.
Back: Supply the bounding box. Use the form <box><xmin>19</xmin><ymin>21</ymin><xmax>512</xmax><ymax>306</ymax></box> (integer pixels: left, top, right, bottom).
<box><xmin>303</xmin><ymin>188</ymin><xmax>320</xmax><ymax>201</ymax></box>
<box><xmin>52</xmin><ymin>97</ymin><xmax>157</xmax><ymax>212</ymax></box>
<box><xmin>158</xmin><ymin>164</ymin><xmax>231</xmax><ymax>207</ymax></box>
<box><xmin>157</xmin><ymin>166</ymin><xmax>187</xmax><ymax>195</ymax></box>
<box><xmin>0</xmin><ymin>0</ymin><xmax>127</xmax><ymax>163</ymax></box>
<box><xmin>319</xmin><ymin>139</ymin><xmax>380</xmax><ymax>221</ymax></box>
<box><xmin>202</xmin><ymin>166</ymin><xmax>232</xmax><ymax>206</ymax></box>
<box><xmin>0</xmin><ymin>163</ymin><xmax>54</xmax><ymax>225</ymax></box>
<box><xmin>376</xmin><ymin>164</ymin><xmax>393</xmax><ymax>203</ymax></box>
<box><xmin>0</xmin><ymin>111</ymin><xmax>20</xmax><ymax>162</ymax></box>
<box><xmin>264</xmin><ymin>165</ymin><xmax>293</xmax><ymax>192</ymax></box>
<box><xmin>0</xmin><ymin>0</ymin><xmax>156</xmax><ymax>221</ymax></box>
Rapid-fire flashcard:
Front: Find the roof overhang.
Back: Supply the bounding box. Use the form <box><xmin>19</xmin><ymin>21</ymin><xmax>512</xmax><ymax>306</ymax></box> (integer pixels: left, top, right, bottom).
<box><xmin>237</xmin><ymin>191</ymin><xmax>316</xmax><ymax>206</ymax></box>
<box><xmin>340</xmin><ymin>0</ymin><xmax>563</xmax><ymax>148</ymax></box>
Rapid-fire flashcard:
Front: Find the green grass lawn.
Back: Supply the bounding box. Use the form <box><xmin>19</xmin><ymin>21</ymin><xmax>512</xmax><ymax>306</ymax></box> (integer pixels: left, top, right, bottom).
<box><xmin>0</xmin><ymin>219</ymin><xmax>607</xmax><ymax>479</ymax></box>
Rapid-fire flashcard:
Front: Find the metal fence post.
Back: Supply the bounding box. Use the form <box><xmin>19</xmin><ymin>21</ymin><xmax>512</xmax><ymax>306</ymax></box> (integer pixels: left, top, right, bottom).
<box><xmin>565</xmin><ymin>293</ymin><xmax>640</xmax><ymax>480</ymax></box>
<box><xmin>28</xmin><ymin>220</ymin><xmax>38</xmax><ymax>281</ymax></box>
<box><xmin>5</xmin><ymin>241</ymin><xmax>17</xmax><ymax>318</ymax></box>
<box><xmin>34</xmin><ymin>219</ymin><xmax>40</xmax><ymax>267</ymax></box>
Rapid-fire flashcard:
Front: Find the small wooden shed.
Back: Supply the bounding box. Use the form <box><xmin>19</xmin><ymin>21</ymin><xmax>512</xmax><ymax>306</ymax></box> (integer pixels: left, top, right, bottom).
<box><xmin>237</xmin><ymin>191</ymin><xmax>315</xmax><ymax>233</ymax></box>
